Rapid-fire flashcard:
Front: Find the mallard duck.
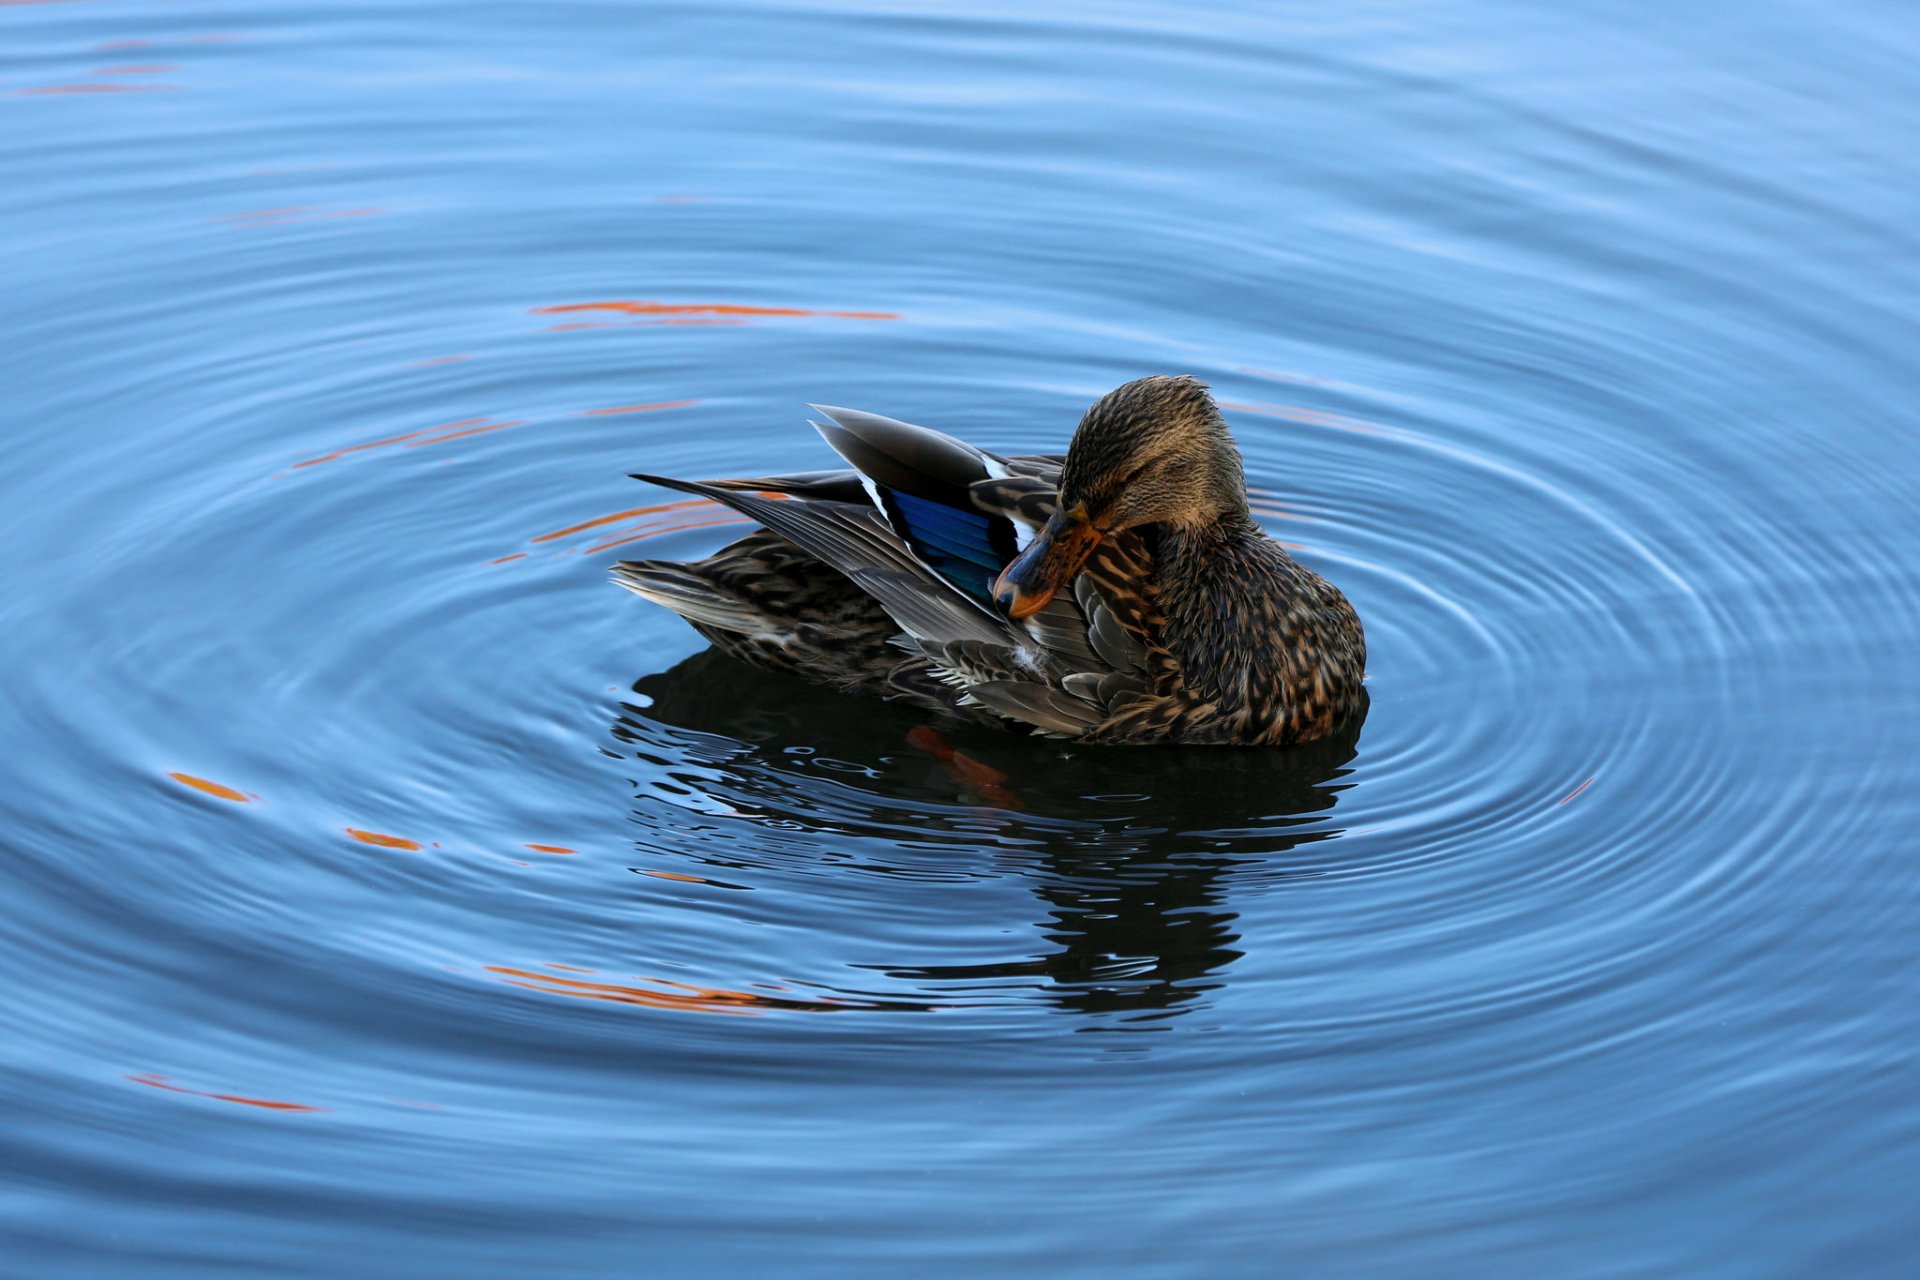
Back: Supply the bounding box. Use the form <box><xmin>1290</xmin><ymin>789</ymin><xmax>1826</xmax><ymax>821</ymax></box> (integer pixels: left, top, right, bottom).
<box><xmin>615</xmin><ymin>375</ymin><xmax>1366</xmax><ymax>746</ymax></box>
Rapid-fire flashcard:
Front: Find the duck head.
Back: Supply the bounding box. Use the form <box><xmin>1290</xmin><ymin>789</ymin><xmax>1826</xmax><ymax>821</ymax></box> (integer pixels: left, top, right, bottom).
<box><xmin>992</xmin><ymin>374</ymin><xmax>1249</xmax><ymax>619</ymax></box>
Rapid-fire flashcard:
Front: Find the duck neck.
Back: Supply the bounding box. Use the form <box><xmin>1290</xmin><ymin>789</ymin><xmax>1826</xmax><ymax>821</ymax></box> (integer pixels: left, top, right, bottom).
<box><xmin>1151</xmin><ymin>510</ymin><xmax>1268</xmax><ymax>698</ymax></box>
<box><xmin>1155</xmin><ymin>508</ymin><xmax>1262</xmax><ymax>577</ymax></box>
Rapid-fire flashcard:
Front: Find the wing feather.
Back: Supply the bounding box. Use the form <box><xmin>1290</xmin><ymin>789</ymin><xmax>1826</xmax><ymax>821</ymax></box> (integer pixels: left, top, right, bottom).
<box><xmin>630</xmin><ymin>473</ymin><xmax>1013</xmax><ymax>649</ymax></box>
<box><xmin>962</xmin><ymin>682</ymin><xmax>1105</xmax><ymax>737</ymax></box>
<box><xmin>624</xmin><ymin>415</ymin><xmax>1161</xmax><ymax>742</ymax></box>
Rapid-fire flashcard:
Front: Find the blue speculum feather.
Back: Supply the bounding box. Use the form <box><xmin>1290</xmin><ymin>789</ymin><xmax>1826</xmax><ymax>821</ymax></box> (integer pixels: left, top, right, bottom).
<box><xmin>881</xmin><ymin>490</ymin><xmax>1007</xmax><ymax>602</ymax></box>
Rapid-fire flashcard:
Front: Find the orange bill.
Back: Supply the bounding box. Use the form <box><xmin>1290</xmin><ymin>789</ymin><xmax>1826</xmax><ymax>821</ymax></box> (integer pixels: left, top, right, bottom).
<box><xmin>992</xmin><ymin>506</ymin><xmax>1103</xmax><ymax>620</ymax></box>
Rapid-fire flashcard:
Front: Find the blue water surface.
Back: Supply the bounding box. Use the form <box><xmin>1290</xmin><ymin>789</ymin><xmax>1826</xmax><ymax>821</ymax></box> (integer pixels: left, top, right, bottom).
<box><xmin>4</xmin><ymin>1</ymin><xmax>1919</xmax><ymax>1275</ymax></box>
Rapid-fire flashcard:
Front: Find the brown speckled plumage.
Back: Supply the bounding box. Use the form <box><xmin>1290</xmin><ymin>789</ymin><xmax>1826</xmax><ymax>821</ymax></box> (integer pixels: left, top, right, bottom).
<box><xmin>615</xmin><ymin>376</ymin><xmax>1366</xmax><ymax>746</ymax></box>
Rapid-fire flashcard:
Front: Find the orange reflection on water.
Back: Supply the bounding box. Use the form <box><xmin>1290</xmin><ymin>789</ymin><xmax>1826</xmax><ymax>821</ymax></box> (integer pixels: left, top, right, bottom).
<box><xmin>489</xmin><ymin>553</ymin><xmax>527</xmax><ymax>565</ymax></box>
<box><xmin>643</xmin><ymin>869</ymin><xmax>710</xmax><ymax>884</ymax></box>
<box><xmin>531</xmin><ymin>498</ymin><xmax>717</xmax><ymax>544</ymax></box>
<box><xmin>15</xmin><ymin>83</ymin><xmax>178</xmax><ymax>95</ymax></box>
<box><xmin>404</xmin><ymin>418</ymin><xmax>524</xmax><ymax>447</ymax></box>
<box><xmin>126</xmin><ymin>1073</ymin><xmax>322</xmax><ymax>1113</ymax></box>
<box><xmin>292</xmin><ymin>415</ymin><xmax>518</xmax><ymax>469</ymax></box>
<box><xmin>906</xmin><ymin>726</ymin><xmax>1005</xmax><ymax>787</ymax></box>
<box><xmin>534</xmin><ymin>300</ymin><xmax>898</xmax><ymax>321</ymax></box>
<box><xmin>582</xmin><ymin>514</ymin><xmax>749</xmax><ymax>554</ymax></box>
<box><xmin>1244</xmin><ymin>485</ymin><xmax>1311</xmax><ymax>521</ymax></box>
<box><xmin>583</xmin><ymin>399</ymin><xmax>697</xmax><ymax>416</ymax></box>
<box><xmin>1237</xmin><ymin>366</ymin><xmax>1334</xmax><ymax>387</ymax></box>
<box><xmin>167</xmin><ymin>771</ymin><xmax>252</xmax><ymax>802</ymax></box>
<box><xmin>1559</xmin><ymin>776</ymin><xmax>1597</xmax><ymax>805</ymax></box>
<box><xmin>97</xmin><ymin>33</ymin><xmax>243</xmax><ymax>49</ymax></box>
<box><xmin>345</xmin><ymin>828</ymin><xmax>422</xmax><ymax>851</ymax></box>
<box><xmin>546</xmin><ymin>318</ymin><xmax>751</xmax><ymax>331</ymax></box>
<box><xmin>906</xmin><ymin>726</ymin><xmax>1023</xmax><ymax>811</ymax></box>
<box><xmin>1220</xmin><ymin>400</ymin><xmax>1390</xmax><ymax>437</ymax></box>
<box><xmin>524</xmin><ymin>843</ymin><xmax>576</xmax><ymax>854</ymax></box>
<box><xmin>487</xmin><ymin>965</ymin><xmax>863</xmax><ymax>1016</ymax></box>
<box><xmin>292</xmin><ymin>428</ymin><xmax>425</xmax><ymax>468</ymax></box>
<box><xmin>504</xmin><ymin>497</ymin><xmax>748</xmax><ymax>562</ymax></box>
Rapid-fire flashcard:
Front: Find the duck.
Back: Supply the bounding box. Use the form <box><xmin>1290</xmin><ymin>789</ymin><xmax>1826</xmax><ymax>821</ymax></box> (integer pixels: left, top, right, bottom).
<box><xmin>614</xmin><ymin>375</ymin><xmax>1366</xmax><ymax>746</ymax></box>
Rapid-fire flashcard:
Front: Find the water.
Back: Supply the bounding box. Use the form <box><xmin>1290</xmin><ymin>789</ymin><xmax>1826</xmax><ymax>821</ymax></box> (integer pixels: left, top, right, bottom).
<box><xmin>4</xmin><ymin>1</ymin><xmax>1918</xmax><ymax>1275</ymax></box>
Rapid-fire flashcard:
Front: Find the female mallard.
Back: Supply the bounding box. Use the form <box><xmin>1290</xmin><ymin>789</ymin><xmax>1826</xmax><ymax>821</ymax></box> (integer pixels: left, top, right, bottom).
<box><xmin>616</xmin><ymin>375</ymin><xmax>1366</xmax><ymax>746</ymax></box>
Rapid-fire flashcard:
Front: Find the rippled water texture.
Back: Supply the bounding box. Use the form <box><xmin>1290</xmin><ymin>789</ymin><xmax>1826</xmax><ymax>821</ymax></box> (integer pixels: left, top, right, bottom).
<box><xmin>5</xmin><ymin>1</ymin><xmax>1920</xmax><ymax>1275</ymax></box>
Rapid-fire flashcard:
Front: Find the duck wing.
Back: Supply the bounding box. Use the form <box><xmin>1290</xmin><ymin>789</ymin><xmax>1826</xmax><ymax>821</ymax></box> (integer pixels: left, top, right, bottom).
<box><xmin>627</xmin><ymin>473</ymin><xmax>1014</xmax><ymax>650</ymax></box>
<box><xmin>627</xmin><ymin>409</ymin><xmax>1150</xmax><ymax>737</ymax></box>
<box><xmin>807</xmin><ymin>404</ymin><xmax>1033</xmax><ymax>606</ymax></box>
<box><xmin>808</xmin><ymin>407</ymin><xmax>1146</xmax><ymax>688</ymax></box>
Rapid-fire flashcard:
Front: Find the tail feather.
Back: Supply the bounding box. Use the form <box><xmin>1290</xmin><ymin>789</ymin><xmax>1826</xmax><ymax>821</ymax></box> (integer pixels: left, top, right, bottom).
<box><xmin>611</xmin><ymin>561</ymin><xmax>766</xmax><ymax>635</ymax></box>
<box><xmin>704</xmin><ymin>469</ymin><xmax>868</xmax><ymax>504</ymax></box>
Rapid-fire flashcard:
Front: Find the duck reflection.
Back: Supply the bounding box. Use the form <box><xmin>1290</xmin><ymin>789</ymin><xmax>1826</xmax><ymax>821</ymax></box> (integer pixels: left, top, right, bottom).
<box><xmin>613</xmin><ymin>650</ymin><xmax>1363</xmax><ymax>1024</ymax></box>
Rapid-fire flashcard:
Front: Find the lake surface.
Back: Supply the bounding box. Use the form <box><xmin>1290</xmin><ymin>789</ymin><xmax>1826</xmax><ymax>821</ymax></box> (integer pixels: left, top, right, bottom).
<box><xmin>4</xmin><ymin>1</ymin><xmax>1919</xmax><ymax>1275</ymax></box>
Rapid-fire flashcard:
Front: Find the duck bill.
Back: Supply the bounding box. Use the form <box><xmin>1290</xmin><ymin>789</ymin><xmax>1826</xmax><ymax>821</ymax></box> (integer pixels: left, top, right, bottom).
<box><xmin>992</xmin><ymin>508</ymin><xmax>1103</xmax><ymax>620</ymax></box>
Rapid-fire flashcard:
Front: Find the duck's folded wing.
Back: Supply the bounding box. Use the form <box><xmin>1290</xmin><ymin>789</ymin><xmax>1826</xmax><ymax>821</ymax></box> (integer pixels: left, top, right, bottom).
<box><xmin>629</xmin><ymin>412</ymin><xmax>1148</xmax><ymax>740</ymax></box>
<box><xmin>808</xmin><ymin>405</ymin><xmax>1032</xmax><ymax>605</ymax></box>
<box><xmin>629</xmin><ymin>474</ymin><xmax>1014</xmax><ymax>650</ymax></box>
<box><xmin>804</xmin><ymin>409</ymin><xmax>1134</xmax><ymax>683</ymax></box>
